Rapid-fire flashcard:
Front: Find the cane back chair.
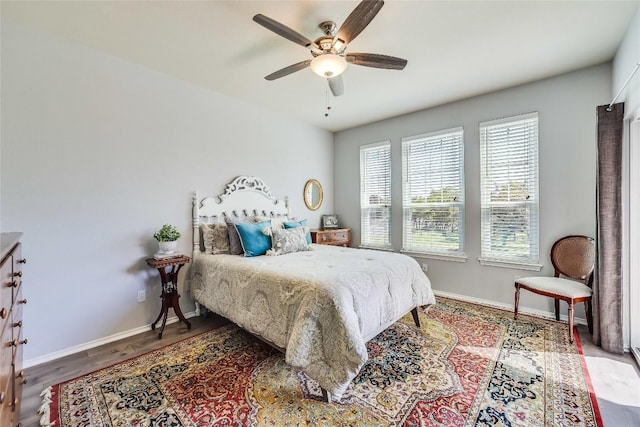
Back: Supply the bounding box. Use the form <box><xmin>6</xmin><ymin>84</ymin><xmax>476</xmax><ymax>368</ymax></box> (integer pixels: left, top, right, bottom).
<box><xmin>514</xmin><ymin>235</ymin><xmax>595</xmax><ymax>343</ymax></box>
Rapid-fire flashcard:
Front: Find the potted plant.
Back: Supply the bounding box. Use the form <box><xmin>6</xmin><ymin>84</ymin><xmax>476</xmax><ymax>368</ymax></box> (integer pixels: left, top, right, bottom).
<box><xmin>154</xmin><ymin>224</ymin><xmax>181</xmax><ymax>255</ymax></box>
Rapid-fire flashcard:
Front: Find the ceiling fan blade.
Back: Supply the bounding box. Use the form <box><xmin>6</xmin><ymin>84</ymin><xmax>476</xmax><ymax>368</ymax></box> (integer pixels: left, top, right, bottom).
<box><xmin>333</xmin><ymin>0</ymin><xmax>384</xmax><ymax>47</ymax></box>
<box><xmin>264</xmin><ymin>60</ymin><xmax>311</xmax><ymax>81</ymax></box>
<box><xmin>253</xmin><ymin>14</ymin><xmax>320</xmax><ymax>52</ymax></box>
<box><xmin>328</xmin><ymin>76</ymin><xmax>344</xmax><ymax>97</ymax></box>
<box><xmin>346</xmin><ymin>53</ymin><xmax>407</xmax><ymax>70</ymax></box>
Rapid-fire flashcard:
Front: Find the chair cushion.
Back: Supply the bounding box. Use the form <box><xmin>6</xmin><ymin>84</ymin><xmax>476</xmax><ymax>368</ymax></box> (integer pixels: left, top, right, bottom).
<box><xmin>516</xmin><ymin>276</ymin><xmax>592</xmax><ymax>299</ymax></box>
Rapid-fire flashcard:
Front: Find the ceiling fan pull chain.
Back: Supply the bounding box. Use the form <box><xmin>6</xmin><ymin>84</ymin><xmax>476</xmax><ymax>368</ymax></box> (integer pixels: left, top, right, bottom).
<box><xmin>325</xmin><ymin>88</ymin><xmax>332</xmax><ymax>117</ymax></box>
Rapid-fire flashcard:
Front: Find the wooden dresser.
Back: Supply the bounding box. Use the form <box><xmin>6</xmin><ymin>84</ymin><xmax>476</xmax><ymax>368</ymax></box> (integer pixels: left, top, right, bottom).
<box><xmin>310</xmin><ymin>228</ymin><xmax>351</xmax><ymax>247</ymax></box>
<box><xmin>0</xmin><ymin>233</ymin><xmax>26</xmax><ymax>427</ymax></box>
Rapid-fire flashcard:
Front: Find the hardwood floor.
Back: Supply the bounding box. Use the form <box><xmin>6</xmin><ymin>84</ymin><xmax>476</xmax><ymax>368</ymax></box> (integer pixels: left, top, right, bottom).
<box><xmin>20</xmin><ymin>316</ymin><xmax>640</xmax><ymax>426</ymax></box>
<box><xmin>577</xmin><ymin>324</ymin><xmax>640</xmax><ymax>426</ymax></box>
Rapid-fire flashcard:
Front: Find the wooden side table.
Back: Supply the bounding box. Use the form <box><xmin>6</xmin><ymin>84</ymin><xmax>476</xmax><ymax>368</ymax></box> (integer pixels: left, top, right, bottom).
<box><xmin>145</xmin><ymin>255</ymin><xmax>192</xmax><ymax>339</ymax></box>
<box><xmin>310</xmin><ymin>228</ymin><xmax>351</xmax><ymax>247</ymax></box>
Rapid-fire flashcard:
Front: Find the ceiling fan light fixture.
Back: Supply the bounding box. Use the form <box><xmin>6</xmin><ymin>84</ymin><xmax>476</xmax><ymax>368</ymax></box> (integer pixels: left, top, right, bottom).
<box><xmin>310</xmin><ymin>54</ymin><xmax>347</xmax><ymax>78</ymax></box>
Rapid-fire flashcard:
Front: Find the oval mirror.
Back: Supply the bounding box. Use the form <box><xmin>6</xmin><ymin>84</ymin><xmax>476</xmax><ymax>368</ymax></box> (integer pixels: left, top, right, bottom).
<box><xmin>304</xmin><ymin>179</ymin><xmax>323</xmax><ymax>211</ymax></box>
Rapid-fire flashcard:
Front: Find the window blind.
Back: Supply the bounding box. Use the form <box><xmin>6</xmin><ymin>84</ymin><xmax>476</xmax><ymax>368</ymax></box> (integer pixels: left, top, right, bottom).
<box><xmin>479</xmin><ymin>113</ymin><xmax>539</xmax><ymax>264</ymax></box>
<box><xmin>360</xmin><ymin>141</ymin><xmax>392</xmax><ymax>248</ymax></box>
<box><xmin>402</xmin><ymin>127</ymin><xmax>465</xmax><ymax>254</ymax></box>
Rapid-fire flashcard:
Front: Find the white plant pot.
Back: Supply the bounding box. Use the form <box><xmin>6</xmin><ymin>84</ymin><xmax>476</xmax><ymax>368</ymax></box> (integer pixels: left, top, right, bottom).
<box><xmin>158</xmin><ymin>240</ymin><xmax>178</xmax><ymax>255</ymax></box>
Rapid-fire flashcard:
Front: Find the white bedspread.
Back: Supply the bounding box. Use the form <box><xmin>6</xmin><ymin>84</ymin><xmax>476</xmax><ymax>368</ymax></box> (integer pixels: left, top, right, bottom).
<box><xmin>189</xmin><ymin>244</ymin><xmax>435</xmax><ymax>400</ymax></box>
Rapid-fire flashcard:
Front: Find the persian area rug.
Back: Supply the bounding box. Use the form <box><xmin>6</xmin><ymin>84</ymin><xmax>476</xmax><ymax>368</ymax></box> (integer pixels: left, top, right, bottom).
<box><xmin>39</xmin><ymin>297</ymin><xmax>602</xmax><ymax>426</ymax></box>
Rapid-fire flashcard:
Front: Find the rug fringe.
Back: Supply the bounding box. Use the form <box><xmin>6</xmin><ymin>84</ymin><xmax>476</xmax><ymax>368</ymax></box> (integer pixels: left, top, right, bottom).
<box><xmin>37</xmin><ymin>386</ymin><xmax>56</xmax><ymax>426</ymax></box>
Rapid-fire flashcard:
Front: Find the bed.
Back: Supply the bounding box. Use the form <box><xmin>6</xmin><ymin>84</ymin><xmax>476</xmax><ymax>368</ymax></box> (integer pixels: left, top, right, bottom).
<box><xmin>188</xmin><ymin>176</ymin><xmax>436</xmax><ymax>401</ymax></box>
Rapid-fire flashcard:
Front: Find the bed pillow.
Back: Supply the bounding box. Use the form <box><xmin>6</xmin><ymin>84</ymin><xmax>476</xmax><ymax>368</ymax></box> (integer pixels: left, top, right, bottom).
<box><xmin>254</xmin><ymin>215</ymin><xmax>288</xmax><ymax>230</ymax></box>
<box><xmin>235</xmin><ymin>220</ymin><xmax>272</xmax><ymax>257</ymax></box>
<box><xmin>283</xmin><ymin>219</ymin><xmax>312</xmax><ymax>244</ymax></box>
<box><xmin>201</xmin><ymin>223</ymin><xmax>215</xmax><ymax>254</ymax></box>
<box><xmin>267</xmin><ymin>226</ymin><xmax>311</xmax><ymax>256</ymax></box>
<box><xmin>225</xmin><ymin>217</ymin><xmax>252</xmax><ymax>255</ymax></box>
<box><xmin>201</xmin><ymin>222</ymin><xmax>230</xmax><ymax>254</ymax></box>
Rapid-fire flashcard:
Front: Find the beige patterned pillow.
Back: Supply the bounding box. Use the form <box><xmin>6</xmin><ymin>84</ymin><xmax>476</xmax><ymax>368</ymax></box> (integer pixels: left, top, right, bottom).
<box><xmin>201</xmin><ymin>223</ymin><xmax>230</xmax><ymax>254</ymax></box>
<box><xmin>266</xmin><ymin>226</ymin><xmax>311</xmax><ymax>256</ymax></box>
<box><xmin>254</xmin><ymin>215</ymin><xmax>288</xmax><ymax>230</ymax></box>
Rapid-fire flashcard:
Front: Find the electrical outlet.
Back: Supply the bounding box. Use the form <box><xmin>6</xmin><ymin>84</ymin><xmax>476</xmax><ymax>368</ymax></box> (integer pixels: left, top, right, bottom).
<box><xmin>421</xmin><ymin>263</ymin><xmax>428</xmax><ymax>272</ymax></box>
<box><xmin>137</xmin><ymin>290</ymin><xmax>146</xmax><ymax>303</ymax></box>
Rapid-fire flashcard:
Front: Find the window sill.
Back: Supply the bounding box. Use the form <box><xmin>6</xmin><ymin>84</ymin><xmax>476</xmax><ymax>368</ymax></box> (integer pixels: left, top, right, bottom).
<box><xmin>402</xmin><ymin>251</ymin><xmax>468</xmax><ymax>263</ymax></box>
<box><xmin>358</xmin><ymin>245</ymin><xmax>395</xmax><ymax>252</ymax></box>
<box><xmin>478</xmin><ymin>257</ymin><xmax>543</xmax><ymax>271</ymax></box>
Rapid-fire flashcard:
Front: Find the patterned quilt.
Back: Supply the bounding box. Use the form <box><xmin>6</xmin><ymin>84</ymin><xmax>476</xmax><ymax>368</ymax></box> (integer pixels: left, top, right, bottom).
<box><xmin>189</xmin><ymin>244</ymin><xmax>435</xmax><ymax>400</ymax></box>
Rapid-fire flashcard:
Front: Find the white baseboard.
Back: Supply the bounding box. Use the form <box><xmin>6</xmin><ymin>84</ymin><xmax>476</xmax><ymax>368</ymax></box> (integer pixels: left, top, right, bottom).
<box><xmin>433</xmin><ymin>290</ymin><xmax>588</xmax><ymax>325</ymax></box>
<box><xmin>23</xmin><ymin>311</ymin><xmax>197</xmax><ymax>369</ymax></box>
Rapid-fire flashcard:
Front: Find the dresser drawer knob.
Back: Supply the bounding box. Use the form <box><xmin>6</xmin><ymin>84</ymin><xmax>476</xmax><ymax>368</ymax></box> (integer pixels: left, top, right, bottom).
<box><xmin>17</xmin><ymin>370</ymin><xmax>27</xmax><ymax>384</ymax></box>
<box><xmin>0</xmin><ymin>308</ymin><xmax>6</xmax><ymax>319</ymax></box>
<box><xmin>18</xmin><ymin>259</ymin><xmax>27</xmax><ymax>264</ymax></box>
<box><xmin>18</xmin><ymin>298</ymin><xmax>27</xmax><ymax>305</ymax></box>
<box><xmin>13</xmin><ymin>271</ymin><xmax>22</xmax><ymax>277</ymax></box>
<box><xmin>0</xmin><ymin>391</ymin><xmax>3</xmax><ymax>403</ymax></box>
<box><xmin>9</xmin><ymin>338</ymin><xmax>27</xmax><ymax>347</ymax></box>
<box><xmin>13</xmin><ymin>321</ymin><xmax>22</xmax><ymax>328</ymax></box>
<box><xmin>8</xmin><ymin>281</ymin><xmax>18</xmax><ymax>288</ymax></box>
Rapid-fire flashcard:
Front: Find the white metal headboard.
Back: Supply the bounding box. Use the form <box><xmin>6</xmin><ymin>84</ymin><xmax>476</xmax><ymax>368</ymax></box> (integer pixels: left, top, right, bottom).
<box><xmin>192</xmin><ymin>176</ymin><xmax>290</xmax><ymax>254</ymax></box>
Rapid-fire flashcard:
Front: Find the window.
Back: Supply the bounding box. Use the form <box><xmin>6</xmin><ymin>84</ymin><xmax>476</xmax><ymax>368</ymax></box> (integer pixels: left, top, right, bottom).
<box><xmin>360</xmin><ymin>141</ymin><xmax>391</xmax><ymax>249</ymax></box>
<box><xmin>479</xmin><ymin>112</ymin><xmax>540</xmax><ymax>269</ymax></box>
<box><xmin>402</xmin><ymin>127</ymin><xmax>465</xmax><ymax>256</ymax></box>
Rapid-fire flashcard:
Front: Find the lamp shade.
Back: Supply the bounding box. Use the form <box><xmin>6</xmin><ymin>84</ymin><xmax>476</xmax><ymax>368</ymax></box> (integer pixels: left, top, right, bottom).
<box><xmin>310</xmin><ymin>54</ymin><xmax>348</xmax><ymax>78</ymax></box>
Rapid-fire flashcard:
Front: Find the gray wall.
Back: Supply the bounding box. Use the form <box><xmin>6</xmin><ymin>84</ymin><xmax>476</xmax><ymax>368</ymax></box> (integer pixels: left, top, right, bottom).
<box><xmin>1</xmin><ymin>19</ymin><xmax>334</xmax><ymax>363</ymax></box>
<box><xmin>334</xmin><ymin>63</ymin><xmax>611</xmax><ymax>318</ymax></box>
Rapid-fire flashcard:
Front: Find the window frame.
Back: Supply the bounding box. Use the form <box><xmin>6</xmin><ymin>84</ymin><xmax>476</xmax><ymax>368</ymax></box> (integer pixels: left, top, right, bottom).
<box><xmin>359</xmin><ymin>141</ymin><xmax>392</xmax><ymax>250</ymax></box>
<box><xmin>478</xmin><ymin>112</ymin><xmax>542</xmax><ymax>270</ymax></box>
<box><xmin>401</xmin><ymin>127</ymin><xmax>466</xmax><ymax>260</ymax></box>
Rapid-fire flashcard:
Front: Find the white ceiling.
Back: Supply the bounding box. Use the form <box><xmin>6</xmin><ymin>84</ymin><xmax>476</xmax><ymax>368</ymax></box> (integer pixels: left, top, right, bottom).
<box><xmin>3</xmin><ymin>1</ymin><xmax>638</xmax><ymax>132</ymax></box>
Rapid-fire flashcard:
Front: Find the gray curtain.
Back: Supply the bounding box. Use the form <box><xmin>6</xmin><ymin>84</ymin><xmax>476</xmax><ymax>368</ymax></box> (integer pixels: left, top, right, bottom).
<box><xmin>593</xmin><ymin>102</ymin><xmax>624</xmax><ymax>354</ymax></box>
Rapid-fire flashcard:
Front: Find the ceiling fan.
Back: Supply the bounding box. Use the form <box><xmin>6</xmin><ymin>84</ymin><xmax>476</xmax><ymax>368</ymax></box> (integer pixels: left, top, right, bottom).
<box><xmin>253</xmin><ymin>0</ymin><xmax>407</xmax><ymax>97</ymax></box>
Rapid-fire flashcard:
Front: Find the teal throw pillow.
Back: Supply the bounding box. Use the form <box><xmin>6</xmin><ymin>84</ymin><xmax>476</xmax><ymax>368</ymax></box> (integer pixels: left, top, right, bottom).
<box><xmin>235</xmin><ymin>220</ymin><xmax>272</xmax><ymax>257</ymax></box>
<box><xmin>283</xmin><ymin>219</ymin><xmax>312</xmax><ymax>244</ymax></box>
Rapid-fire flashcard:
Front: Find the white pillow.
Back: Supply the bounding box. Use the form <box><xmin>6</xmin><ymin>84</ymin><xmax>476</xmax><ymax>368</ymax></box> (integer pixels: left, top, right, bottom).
<box><xmin>254</xmin><ymin>215</ymin><xmax>288</xmax><ymax>230</ymax></box>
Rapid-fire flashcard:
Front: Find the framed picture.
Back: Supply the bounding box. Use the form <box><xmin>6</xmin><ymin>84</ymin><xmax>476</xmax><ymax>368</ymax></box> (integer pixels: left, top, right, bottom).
<box><xmin>322</xmin><ymin>214</ymin><xmax>339</xmax><ymax>229</ymax></box>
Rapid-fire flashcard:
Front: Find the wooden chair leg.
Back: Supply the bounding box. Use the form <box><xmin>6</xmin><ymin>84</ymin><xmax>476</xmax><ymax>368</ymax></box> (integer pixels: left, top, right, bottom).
<box><xmin>585</xmin><ymin>299</ymin><xmax>593</xmax><ymax>334</ymax></box>
<box><xmin>514</xmin><ymin>284</ymin><xmax>520</xmax><ymax>320</ymax></box>
<box><xmin>568</xmin><ymin>301</ymin><xmax>574</xmax><ymax>343</ymax></box>
<box><xmin>554</xmin><ymin>299</ymin><xmax>560</xmax><ymax>321</ymax></box>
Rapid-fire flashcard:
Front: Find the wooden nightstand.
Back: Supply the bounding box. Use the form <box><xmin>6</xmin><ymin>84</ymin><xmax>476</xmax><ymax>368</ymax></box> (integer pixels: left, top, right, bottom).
<box><xmin>310</xmin><ymin>228</ymin><xmax>351</xmax><ymax>247</ymax></box>
<box><xmin>145</xmin><ymin>255</ymin><xmax>191</xmax><ymax>339</ymax></box>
